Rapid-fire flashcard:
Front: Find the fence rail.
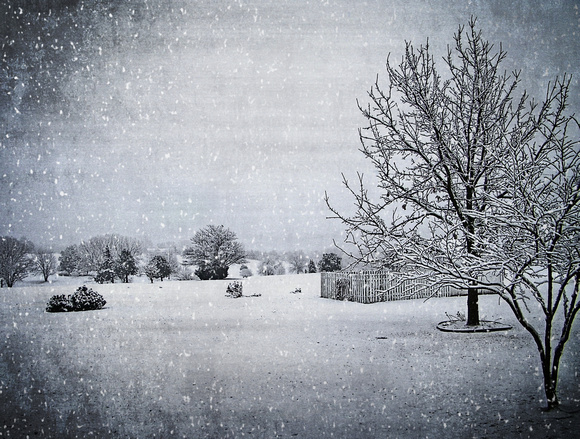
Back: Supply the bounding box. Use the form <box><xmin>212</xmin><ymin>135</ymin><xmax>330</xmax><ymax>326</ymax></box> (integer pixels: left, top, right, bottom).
<box><xmin>321</xmin><ymin>271</ymin><xmax>465</xmax><ymax>304</ymax></box>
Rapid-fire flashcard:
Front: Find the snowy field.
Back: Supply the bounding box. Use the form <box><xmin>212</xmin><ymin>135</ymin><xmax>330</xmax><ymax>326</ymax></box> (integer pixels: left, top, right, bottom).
<box><xmin>1</xmin><ymin>273</ymin><xmax>579</xmax><ymax>438</ymax></box>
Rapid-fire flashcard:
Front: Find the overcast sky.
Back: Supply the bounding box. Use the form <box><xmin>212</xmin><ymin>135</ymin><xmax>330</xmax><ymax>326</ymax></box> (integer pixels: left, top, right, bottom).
<box><xmin>1</xmin><ymin>0</ymin><xmax>579</xmax><ymax>251</ymax></box>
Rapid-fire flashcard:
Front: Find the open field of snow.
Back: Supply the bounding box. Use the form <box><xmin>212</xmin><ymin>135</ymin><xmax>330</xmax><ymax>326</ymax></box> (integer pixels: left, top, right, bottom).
<box><xmin>1</xmin><ymin>273</ymin><xmax>579</xmax><ymax>438</ymax></box>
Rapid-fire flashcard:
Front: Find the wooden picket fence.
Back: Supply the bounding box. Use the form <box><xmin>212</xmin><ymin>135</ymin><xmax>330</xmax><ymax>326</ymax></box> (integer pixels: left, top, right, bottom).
<box><xmin>320</xmin><ymin>271</ymin><xmax>465</xmax><ymax>304</ymax></box>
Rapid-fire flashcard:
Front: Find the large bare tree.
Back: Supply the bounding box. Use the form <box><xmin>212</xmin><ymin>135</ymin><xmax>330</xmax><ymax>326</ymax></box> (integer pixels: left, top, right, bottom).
<box><xmin>326</xmin><ymin>19</ymin><xmax>579</xmax><ymax>409</ymax></box>
<box><xmin>0</xmin><ymin>236</ymin><xmax>33</xmax><ymax>287</ymax></box>
<box><xmin>476</xmin><ymin>82</ymin><xmax>580</xmax><ymax>409</ymax></box>
<box><xmin>328</xmin><ymin>19</ymin><xmax>524</xmax><ymax>325</ymax></box>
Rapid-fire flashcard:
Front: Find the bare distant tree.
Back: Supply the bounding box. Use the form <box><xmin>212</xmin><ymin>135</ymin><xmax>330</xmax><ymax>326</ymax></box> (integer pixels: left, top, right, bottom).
<box><xmin>161</xmin><ymin>249</ymin><xmax>180</xmax><ymax>279</ymax></box>
<box><xmin>182</xmin><ymin>225</ymin><xmax>246</xmax><ymax>280</ymax></box>
<box><xmin>0</xmin><ymin>236</ymin><xmax>34</xmax><ymax>287</ymax></box>
<box><xmin>287</xmin><ymin>251</ymin><xmax>307</xmax><ymax>274</ymax></box>
<box><xmin>326</xmin><ymin>18</ymin><xmax>580</xmax><ymax>410</ymax></box>
<box><xmin>78</xmin><ymin>236</ymin><xmax>109</xmax><ymax>273</ymax></box>
<box><xmin>78</xmin><ymin>234</ymin><xmax>144</xmax><ymax>273</ymax></box>
<box><xmin>258</xmin><ymin>257</ymin><xmax>285</xmax><ymax>276</ymax></box>
<box><xmin>33</xmin><ymin>249</ymin><xmax>58</xmax><ymax>282</ymax></box>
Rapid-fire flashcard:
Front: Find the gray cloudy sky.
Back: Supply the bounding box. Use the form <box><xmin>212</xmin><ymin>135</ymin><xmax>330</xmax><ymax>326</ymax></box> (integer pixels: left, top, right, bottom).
<box><xmin>1</xmin><ymin>0</ymin><xmax>579</xmax><ymax>251</ymax></box>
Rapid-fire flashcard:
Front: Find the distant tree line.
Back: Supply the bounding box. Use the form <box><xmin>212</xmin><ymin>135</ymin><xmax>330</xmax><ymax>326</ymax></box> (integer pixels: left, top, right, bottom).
<box><xmin>0</xmin><ymin>233</ymin><xmax>174</xmax><ymax>287</ymax></box>
<box><xmin>245</xmin><ymin>250</ymin><xmax>342</xmax><ymax>276</ymax></box>
<box><xmin>1</xmin><ymin>227</ymin><xmax>343</xmax><ymax>287</ymax></box>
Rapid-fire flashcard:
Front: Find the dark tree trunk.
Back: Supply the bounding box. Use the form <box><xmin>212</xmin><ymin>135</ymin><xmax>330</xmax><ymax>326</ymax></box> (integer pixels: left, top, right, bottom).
<box><xmin>464</xmin><ymin>193</ymin><xmax>480</xmax><ymax>327</ymax></box>
<box><xmin>543</xmin><ymin>360</ymin><xmax>560</xmax><ymax>410</ymax></box>
<box><xmin>466</xmin><ymin>286</ymin><xmax>479</xmax><ymax>326</ymax></box>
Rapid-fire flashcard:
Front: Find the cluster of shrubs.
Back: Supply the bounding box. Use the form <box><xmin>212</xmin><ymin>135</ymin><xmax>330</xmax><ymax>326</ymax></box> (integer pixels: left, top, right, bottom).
<box><xmin>46</xmin><ymin>285</ymin><xmax>106</xmax><ymax>312</ymax></box>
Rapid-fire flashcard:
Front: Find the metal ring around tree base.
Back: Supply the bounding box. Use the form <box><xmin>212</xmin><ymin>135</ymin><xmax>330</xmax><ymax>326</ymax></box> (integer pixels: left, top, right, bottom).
<box><xmin>436</xmin><ymin>320</ymin><xmax>513</xmax><ymax>333</ymax></box>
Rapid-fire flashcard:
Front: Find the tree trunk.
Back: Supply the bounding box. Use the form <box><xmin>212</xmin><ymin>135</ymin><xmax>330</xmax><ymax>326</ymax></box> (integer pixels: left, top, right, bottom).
<box><xmin>466</xmin><ymin>286</ymin><xmax>480</xmax><ymax>326</ymax></box>
<box><xmin>543</xmin><ymin>365</ymin><xmax>560</xmax><ymax>410</ymax></box>
<box><xmin>464</xmin><ymin>210</ymin><xmax>480</xmax><ymax>326</ymax></box>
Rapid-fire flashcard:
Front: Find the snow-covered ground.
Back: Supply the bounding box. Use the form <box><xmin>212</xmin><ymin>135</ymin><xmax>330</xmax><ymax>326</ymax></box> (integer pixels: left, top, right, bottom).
<box><xmin>1</xmin><ymin>274</ymin><xmax>579</xmax><ymax>438</ymax></box>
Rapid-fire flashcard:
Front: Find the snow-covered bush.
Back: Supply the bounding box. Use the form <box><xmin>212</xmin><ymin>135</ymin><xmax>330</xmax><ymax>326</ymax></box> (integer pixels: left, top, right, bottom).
<box><xmin>46</xmin><ymin>285</ymin><xmax>106</xmax><ymax>312</ymax></box>
<box><xmin>225</xmin><ymin>281</ymin><xmax>243</xmax><ymax>298</ymax></box>
<box><xmin>240</xmin><ymin>268</ymin><xmax>253</xmax><ymax>278</ymax></box>
<box><xmin>71</xmin><ymin>285</ymin><xmax>106</xmax><ymax>311</ymax></box>
<box><xmin>46</xmin><ymin>294</ymin><xmax>73</xmax><ymax>312</ymax></box>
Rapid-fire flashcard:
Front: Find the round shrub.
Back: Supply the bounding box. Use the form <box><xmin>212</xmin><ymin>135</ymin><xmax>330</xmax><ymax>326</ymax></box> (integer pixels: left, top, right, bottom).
<box><xmin>46</xmin><ymin>285</ymin><xmax>106</xmax><ymax>312</ymax></box>
<box><xmin>225</xmin><ymin>281</ymin><xmax>243</xmax><ymax>298</ymax></box>
<box><xmin>196</xmin><ymin>264</ymin><xmax>229</xmax><ymax>280</ymax></box>
<box><xmin>46</xmin><ymin>294</ymin><xmax>74</xmax><ymax>312</ymax></box>
<box><xmin>240</xmin><ymin>268</ymin><xmax>253</xmax><ymax>278</ymax></box>
<box><xmin>71</xmin><ymin>285</ymin><xmax>106</xmax><ymax>311</ymax></box>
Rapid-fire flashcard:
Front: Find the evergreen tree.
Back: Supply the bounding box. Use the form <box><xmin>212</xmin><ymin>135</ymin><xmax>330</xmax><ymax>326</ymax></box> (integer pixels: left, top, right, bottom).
<box><xmin>144</xmin><ymin>255</ymin><xmax>172</xmax><ymax>283</ymax></box>
<box><xmin>307</xmin><ymin>259</ymin><xmax>317</xmax><ymax>273</ymax></box>
<box><xmin>115</xmin><ymin>249</ymin><xmax>138</xmax><ymax>283</ymax></box>
<box><xmin>94</xmin><ymin>247</ymin><xmax>116</xmax><ymax>284</ymax></box>
<box><xmin>58</xmin><ymin>245</ymin><xmax>82</xmax><ymax>275</ymax></box>
<box><xmin>319</xmin><ymin>253</ymin><xmax>341</xmax><ymax>272</ymax></box>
